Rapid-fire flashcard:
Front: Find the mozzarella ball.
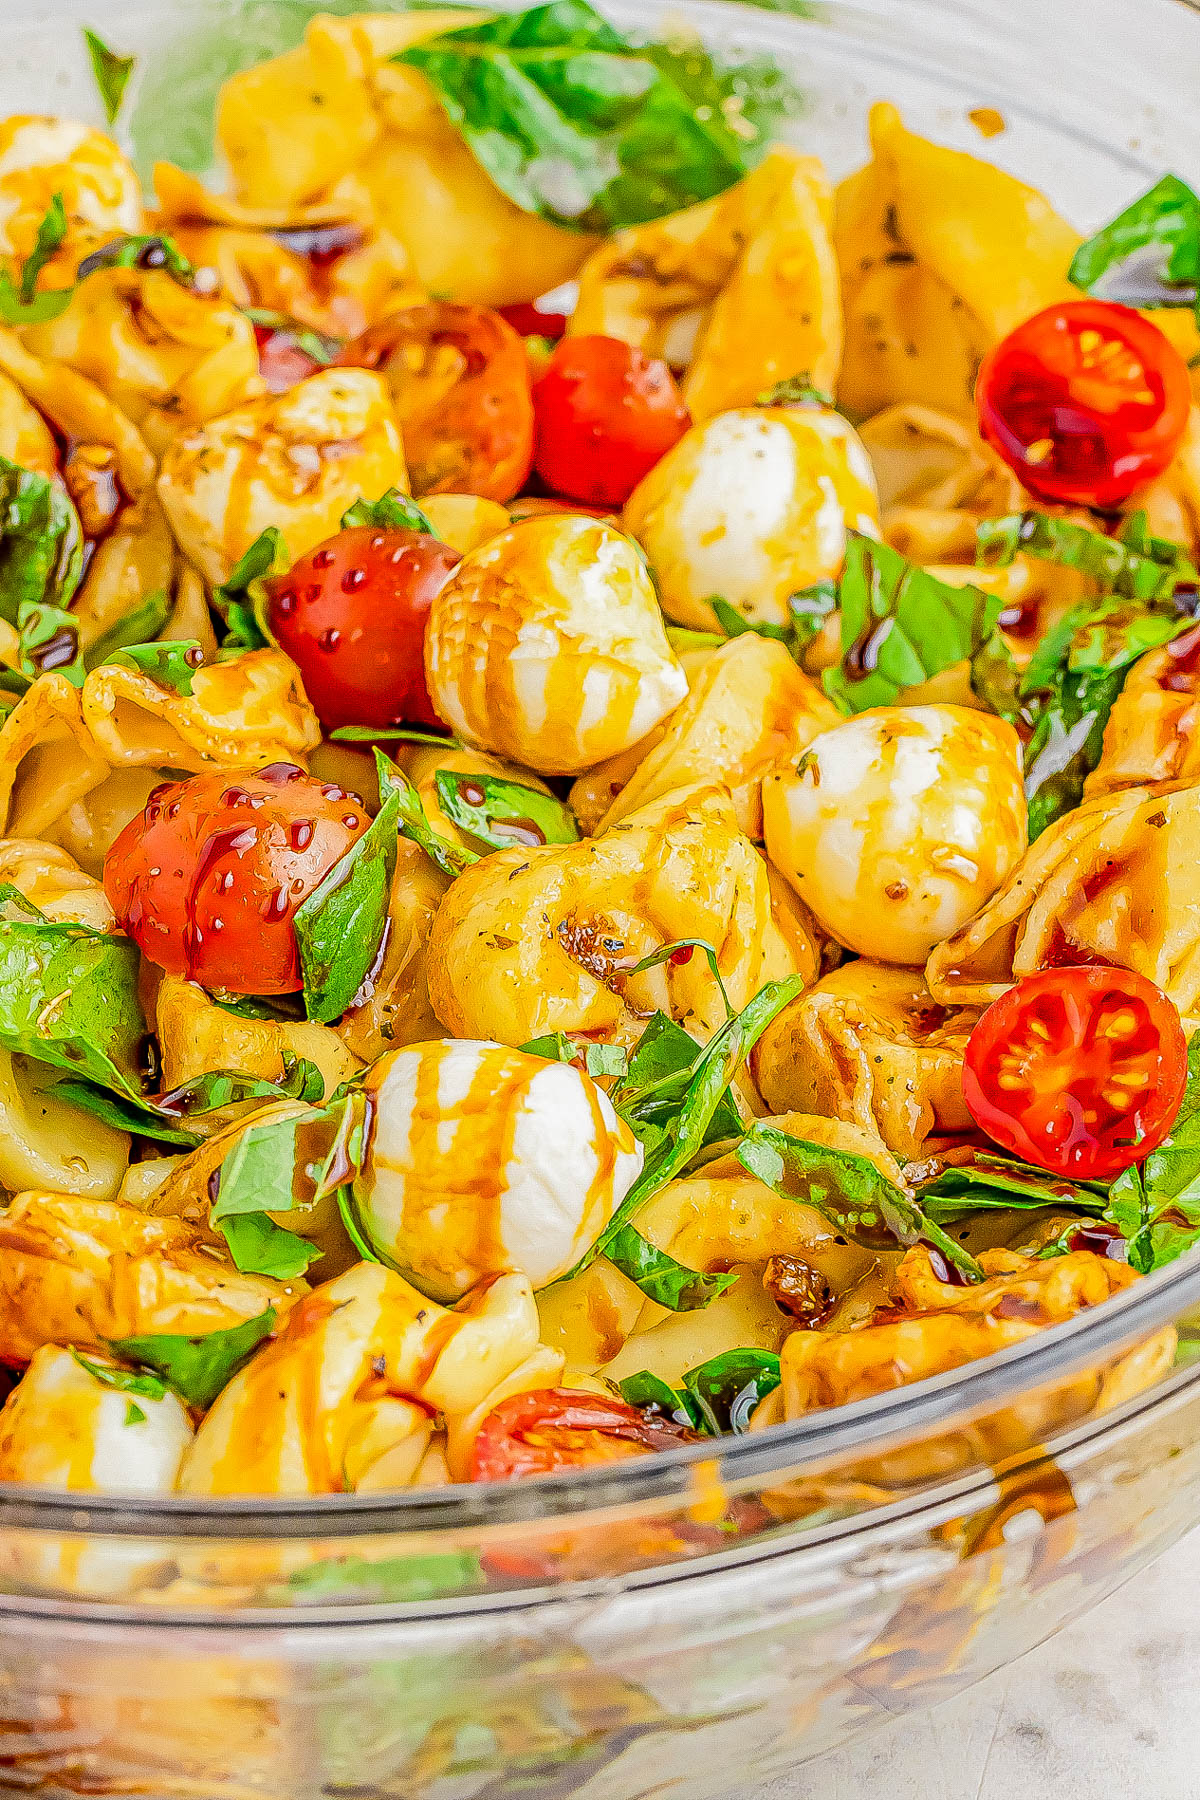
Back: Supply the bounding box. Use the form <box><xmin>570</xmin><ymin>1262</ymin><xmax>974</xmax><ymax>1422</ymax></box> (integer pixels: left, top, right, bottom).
<box><xmin>763</xmin><ymin>705</ymin><xmax>1027</xmax><ymax>964</ymax></box>
<box><xmin>424</xmin><ymin>514</ymin><xmax>688</xmax><ymax>775</ymax></box>
<box><xmin>157</xmin><ymin>368</ymin><xmax>406</xmax><ymax>584</ymax></box>
<box><xmin>353</xmin><ymin>1039</ymin><xmax>644</xmax><ymax>1300</ymax></box>
<box><xmin>0</xmin><ymin>1345</ymin><xmax>192</xmax><ymax>1493</ymax></box>
<box><xmin>624</xmin><ymin>405</ymin><xmax>880</xmax><ymax>632</ymax></box>
<box><xmin>0</xmin><ymin>117</ymin><xmax>143</xmax><ymax>263</ymax></box>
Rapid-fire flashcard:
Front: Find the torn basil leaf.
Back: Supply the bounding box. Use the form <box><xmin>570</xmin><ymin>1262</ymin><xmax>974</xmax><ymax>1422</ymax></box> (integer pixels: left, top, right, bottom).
<box><xmin>16</xmin><ymin>600</ymin><xmax>84</xmax><ymax>686</ymax></box>
<box><xmin>618</xmin><ymin>1369</ymin><xmax>701</xmax><ymax>1429</ymax></box>
<box><xmin>395</xmin><ymin>0</ymin><xmax>780</xmax><ymax>234</ymax></box>
<box><xmin>1069</xmin><ymin>174</ymin><xmax>1200</xmax><ymax>316</ymax></box>
<box><xmin>373</xmin><ymin>746</ymin><xmax>478</xmax><ymax>878</ymax></box>
<box><xmin>613</xmin><ymin>1010</ymin><xmax>741</xmax><ymax>1150</ymax></box>
<box><xmin>244</xmin><ymin>309</ymin><xmax>341</xmax><ymax>366</ymax></box>
<box><xmin>50</xmin><ymin>1078</ymin><xmax>201</xmax><ymax>1148</ymax></box>
<box><xmin>433</xmin><ymin>769</ymin><xmax>578</xmax><ymax>851</ymax></box>
<box><xmin>0</xmin><ymin>915</ymin><xmax>149</xmax><ymax>1100</ymax></box>
<box><xmin>280</xmin><ymin>1549</ymin><xmax>485</xmax><ymax>1606</ymax></box>
<box><xmin>757</xmin><ymin>373</ymin><xmax>833</xmax><ymax>408</ymax></box>
<box><xmin>1107</xmin><ymin>1034</ymin><xmax>1200</xmax><ymax>1272</ymax></box>
<box><xmin>213</xmin><ymin>526</ymin><xmax>288</xmax><ymax>649</ymax></box>
<box><xmin>341</xmin><ymin>489</ymin><xmax>438</xmax><ymax>537</ymax></box>
<box><xmin>0</xmin><ymin>195</ymin><xmax>74</xmax><ymax>325</ymax></box>
<box><xmin>604</xmin><ymin>1225</ymin><xmax>738</xmax><ymax>1311</ymax></box>
<box><xmin>72</xmin><ymin>1352</ymin><xmax>168</xmax><ymax>1402</ymax></box>
<box><xmin>0</xmin><ymin>459</ymin><xmax>85</xmax><ymax>625</ymax></box>
<box><xmin>83</xmin><ymin>27</ymin><xmax>137</xmax><ymax>124</ymax></box>
<box><xmin>217</xmin><ymin>1211</ymin><xmax>324</xmax><ymax>1280</ymax></box>
<box><xmin>822</xmin><ymin>534</ymin><xmax>1003</xmax><ymax>714</ymax></box>
<box><xmin>330</xmin><ymin>723</ymin><xmax>460</xmax><ymax>746</ymax></box>
<box><xmin>76</xmin><ymin>234</ymin><xmax>195</xmax><ymax>286</ymax></box>
<box><xmin>83</xmin><ymin>591</ymin><xmax>173</xmax><ymax>668</ymax></box>
<box><xmin>106</xmin><ymin>1308</ymin><xmax>277</xmax><ymax>1410</ymax></box>
<box><xmin>737</xmin><ymin>1123</ymin><xmax>983</xmax><ymax>1279</ymax></box>
<box><xmin>294</xmin><ymin>790</ymin><xmax>400</xmax><ymax>1024</ymax></box>
<box><xmin>623</xmin><ymin>937</ymin><xmax>734</xmax><ymax>1022</ymax></box>
<box><xmin>912</xmin><ymin>1150</ymin><xmax>1107</xmax><ymax>1225</ymax></box>
<box><xmin>683</xmin><ymin>1348</ymin><xmax>780</xmax><ymax>1434</ymax></box>
<box><xmin>521</xmin><ymin>1033</ymin><xmax>629</xmax><ymax>1080</ymax></box>
<box><xmin>977</xmin><ymin>510</ymin><xmax>1198</xmax><ymax>605</ymax></box>
<box><xmin>108</xmin><ymin>638</ymin><xmax>207</xmax><ymax>696</ymax></box>
<box><xmin>209</xmin><ymin>1096</ymin><xmax>368</xmax><ymax>1277</ymax></box>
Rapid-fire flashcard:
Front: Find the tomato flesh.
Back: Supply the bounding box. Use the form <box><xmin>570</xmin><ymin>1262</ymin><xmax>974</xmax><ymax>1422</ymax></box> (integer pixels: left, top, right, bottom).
<box><xmin>532</xmin><ymin>334</ymin><xmax>691</xmax><ymax>508</ymax></box>
<box><xmin>103</xmin><ymin>764</ymin><xmax>370</xmax><ymax>994</ymax></box>
<box><xmin>338</xmin><ymin>301</ymin><xmax>534</xmax><ymax>502</ymax></box>
<box><xmin>254</xmin><ymin>325</ymin><xmax>324</xmax><ymax>395</ymax></box>
<box><xmin>975</xmin><ymin>300</ymin><xmax>1192</xmax><ymax>509</ymax></box>
<box><xmin>962</xmin><ymin>965</ymin><xmax>1188</xmax><ymax>1179</ymax></box>
<box><xmin>266</xmin><ymin>525</ymin><xmax>458</xmax><ymax>733</ymax></box>
<box><xmin>471</xmin><ymin>1389</ymin><xmax>696</xmax><ymax>1482</ymax></box>
<box><xmin>499</xmin><ymin>300</ymin><xmax>569</xmax><ymax>340</ymax></box>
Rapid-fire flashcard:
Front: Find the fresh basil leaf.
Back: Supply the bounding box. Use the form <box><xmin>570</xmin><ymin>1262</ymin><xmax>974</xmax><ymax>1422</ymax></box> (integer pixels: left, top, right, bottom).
<box><xmin>71</xmin><ymin>1352</ymin><xmax>168</xmax><ymax>1402</ymax></box>
<box><xmin>683</xmin><ymin>1348</ymin><xmax>781</xmax><ymax>1434</ymax></box>
<box><xmin>244</xmin><ymin>309</ymin><xmax>342</xmax><ymax>366</ymax></box>
<box><xmin>340</xmin><ymin>489</ymin><xmax>438</xmax><ymax>537</ymax></box>
<box><xmin>617</xmin><ymin>1369</ymin><xmax>701</xmax><ymax>1428</ymax></box>
<box><xmin>433</xmin><ymin>769</ymin><xmax>578</xmax><ymax>852</ymax></box>
<box><xmin>1107</xmin><ymin>1034</ymin><xmax>1200</xmax><ymax>1272</ymax></box>
<box><xmin>212</xmin><ymin>526</ymin><xmax>288</xmax><ymax>650</ymax></box>
<box><xmin>330</xmin><ymin>724</ymin><xmax>461</xmax><ymax>746</ymax></box>
<box><xmin>16</xmin><ymin>600</ymin><xmax>84</xmax><ymax>686</ymax></box>
<box><xmin>295</xmin><ymin>790</ymin><xmax>400</xmax><ymax>1024</ymax></box>
<box><xmin>217</xmin><ymin>1210</ymin><xmax>324</xmax><ymax>1280</ymax></box>
<box><xmin>737</xmin><ymin>1123</ymin><xmax>984</xmax><ymax>1279</ymax></box>
<box><xmin>604</xmin><ymin>1223</ymin><xmax>738</xmax><ymax>1311</ymax></box>
<box><xmin>0</xmin><ymin>916</ymin><xmax>148</xmax><ymax>1099</ymax></box>
<box><xmin>50</xmin><ymin>1077</ymin><xmax>201</xmax><ymax>1148</ymax></box>
<box><xmin>83</xmin><ymin>28</ymin><xmax>136</xmax><ymax>124</ymax></box>
<box><xmin>372</xmin><ymin>747</ymin><xmax>478</xmax><ymax>879</ymax></box>
<box><xmin>1069</xmin><ymin>174</ymin><xmax>1200</xmax><ymax>315</ymax></box>
<box><xmin>106</xmin><ymin>1308</ymin><xmax>277</xmax><ymax>1410</ymax></box>
<box><xmin>107</xmin><ymin>638</ymin><xmax>207</xmax><ymax>696</ymax></box>
<box><xmin>76</xmin><ymin>234</ymin><xmax>195</xmax><ymax>286</ymax></box>
<box><xmin>209</xmin><ymin>989</ymin><xmax>307</xmax><ymax>1024</ymax></box>
<box><xmin>0</xmin><ymin>195</ymin><xmax>74</xmax><ymax>325</ymax></box>
<box><xmin>977</xmin><ymin>510</ymin><xmax>1198</xmax><ymax>605</ymax></box>
<box><xmin>757</xmin><ymin>373</ymin><xmax>833</xmax><ymax>408</ymax></box>
<box><xmin>622</xmin><ymin>937</ymin><xmax>734</xmax><ymax>1022</ymax></box>
<box><xmin>0</xmin><ymin>458</ymin><xmax>85</xmax><ymax>625</ymax></box>
<box><xmin>613</xmin><ymin>1010</ymin><xmax>741</xmax><ymax>1147</ymax></box>
<box><xmin>521</xmin><ymin>1030</ymin><xmax>576</xmax><ymax>1064</ymax></box>
<box><xmin>157</xmin><ymin>1056</ymin><xmax>325</xmax><ymax>1120</ymax></box>
<box><xmin>822</xmin><ymin>534</ymin><xmax>1003</xmax><ymax>714</ymax></box>
<box><xmin>969</xmin><ymin>625</ymin><xmax>1025</xmax><ymax>722</ymax></box>
<box><xmin>280</xmin><ymin>1549</ymin><xmax>485</xmax><ymax>1606</ymax></box>
<box><xmin>710</xmin><ymin>596</ymin><xmax>790</xmax><ymax>643</ymax></box>
<box><xmin>522</xmin><ymin>1032</ymin><xmax>628</xmax><ymax>1080</ymax></box>
<box><xmin>209</xmin><ymin>1100</ymin><xmax>364</xmax><ymax>1277</ymax></box>
<box><xmin>665</xmin><ymin>625</ymin><xmax>726</xmax><ymax>654</ymax></box>
<box><xmin>126</xmin><ymin>1400</ymin><xmax>147</xmax><ymax>1425</ymax></box>
<box><xmin>82</xmin><ymin>591</ymin><xmax>173</xmax><ymax>669</ymax></box>
<box><xmin>585</xmin><ymin>1042</ymin><xmax>627</xmax><ymax>1079</ymax></box>
<box><xmin>788</xmin><ymin>579</ymin><xmax>839</xmax><ymax>651</ymax></box>
<box><xmin>913</xmin><ymin>1150</ymin><xmax>1107</xmax><ymax>1225</ymax></box>
<box><xmin>396</xmin><ymin>0</ymin><xmax>773</xmax><ymax>233</ymax></box>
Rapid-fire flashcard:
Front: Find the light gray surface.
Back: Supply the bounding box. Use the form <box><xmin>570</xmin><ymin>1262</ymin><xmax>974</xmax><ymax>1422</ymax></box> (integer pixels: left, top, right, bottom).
<box><xmin>746</xmin><ymin>1525</ymin><xmax>1200</xmax><ymax>1800</ymax></box>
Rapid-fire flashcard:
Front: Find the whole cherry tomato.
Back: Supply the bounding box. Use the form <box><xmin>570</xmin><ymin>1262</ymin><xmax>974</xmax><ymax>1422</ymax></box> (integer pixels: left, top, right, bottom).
<box><xmin>104</xmin><ymin>764</ymin><xmax>370</xmax><ymax>994</ymax></box>
<box><xmin>975</xmin><ymin>300</ymin><xmax>1192</xmax><ymax>509</ymax></box>
<box><xmin>471</xmin><ymin>1389</ymin><xmax>697</xmax><ymax>1482</ymax></box>
<box><xmin>338</xmin><ymin>302</ymin><xmax>534</xmax><ymax>502</ymax></box>
<box><xmin>962</xmin><ymin>965</ymin><xmax>1188</xmax><ymax>1180</ymax></box>
<box><xmin>532</xmin><ymin>334</ymin><xmax>691</xmax><ymax>508</ymax></box>
<box><xmin>266</xmin><ymin>525</ymin><xmax>459</xmax><ymax>732</ymax></box>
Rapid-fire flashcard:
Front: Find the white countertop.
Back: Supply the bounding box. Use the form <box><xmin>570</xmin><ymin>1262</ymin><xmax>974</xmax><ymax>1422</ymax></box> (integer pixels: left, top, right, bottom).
<box><xmin>748</xmin><ymin>1523</ymin><xmax>1200</xmax><ymax>1800</ymax></box>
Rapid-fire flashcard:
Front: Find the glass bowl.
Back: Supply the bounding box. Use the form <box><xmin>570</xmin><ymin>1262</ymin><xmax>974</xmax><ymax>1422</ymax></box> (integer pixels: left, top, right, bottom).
<box><xmin>4</xmin><ymin>3</ymin><xmax>1200</xmax><ymax>1795</ymax></box>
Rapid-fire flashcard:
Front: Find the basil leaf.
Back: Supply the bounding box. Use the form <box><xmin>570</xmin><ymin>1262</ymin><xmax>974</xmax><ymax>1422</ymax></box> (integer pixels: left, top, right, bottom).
<box><xmin>0</xmin><ymin>196</ymin><xmax>74</xmax><ymax>326</ymax></box>
<box><xmin>126</xmin><ymin>1401</ymin><xmax>147</xmax><ymax>1425</ymax></box>
<box><xmin>977</xmin><ymin>510</ymin><xmax>1198</xmax><ymax>605</ymax></box>
<box><xmin>757</xmin><ymin>373</ymin><xmax>833</xmax><ymax>408</ymax></box>
<box><xmin>969</xmin><ymin>626</ymin><xmax>1025</xmax><ymax>722</ymax></box>
<box><xmin>617</xmin><ymin>1370</ymin><xmax>701</xmax><ymax>1428</ymax></box>
<box><xmin>244</xmin><ymin>310</ymin><xmax>341</xmax><ymax>366</ymax></box>
<box><xmin>1069</xmin><ymin>174</ymin><xmax>1200</xmax><ymax>315</ymax></box>
<box><xmin>213</xmin><ymin>526</ymin><xmax>288</xmax><ymax>650</ymax></box>
<box><xmin>822</xmin><ymin>534</ymin><xmax>1003</xmax><ymax>714</ymax></box>
<box><xmin>710</xmin><ymin>597</ymin><xmax>790</xmax><ymax>643</ymax></box>
<box><xmin>212</xmin><ymin>1093</ymin><xmax>369</xmax><ymax>1223</ymax></box>
<box><xmin>0</xmin><ymin>916</ymin><xmax>149</xmax><ymax>1099</ymax></box>
<box><xmin>0</xmin><ymin>458</ymin><xmax>85</xmax><ymax>625</ymax></box>
<box><xmin>521</xmin><ymin>1033</ymin><xmax>628</xmax><ymax>1080</ymax></box>
<box><xmin>106</xmin><ymin>1309</ymin><xmax>277</xmax><ymax>1410</ymax></box>
<box><xmin>50</xmin><ymin>1078</ymin><xmax>201</xmax><ymax>1148</ymax></box>
<box><xmin>330</xmin><ymin>724</ymin><xmax>461</xmax><ymax>746</ymax></box>
<box><xmin>788</xmin><ymin>579</ymin><xmax>839</xmax><ymax>652</ymax></box>
<box><xmin>372</xmin><ymin>747</ymin><xmax>478</xmax><ymax>879</ymax></box>
<box><xmin>16</xmin><ymin>600</ymin><xmax>84</xmax><ymax>686</ymax></box>
<box><xmin>108</xmin><ymin>639</ymin><xmax>207</xmax><ymax>696</ymax></box>
<box><xmin>622</xmin><ymin>937</ymin><xmax>734</xmax><ymax>1022</ymax></box>
<box><xmin>159</xmin><ymin>1056</ymin><xmax>326</xmax><ymax>1120</ymax></box>
<box><xmin>396</xmin><ymin>0</ymin><xmax>772</xmax><ymax>234</ymax></box>
<box><xmin>585</xmin><ymin>1042</ymin><xmax>627</xmax><ymax>1079</ymax></box>
<box><xmin>665</xmin><ymin>625</ymin><xmax>726</xmax><ymax>654</ymax></box>
<box><xmin>1107</xmin><ymin>1034</ymin><xmax>1200</xmax><ymax>1272</ymax></box>
<box><xmin>76</xmin><ymin>234</ymin><xmax>195</xmax><ymax>286</ymax></box>
<box><xmin>913</xmin><ymin>1150</ymin><xmax>1107</xmax><ymax>1225</ymax></box>
<box><xmin>71</xmin><ymin>1352</ymin><xmax>168</xmax><ymax>1402</ymax></box>
<box><xmin>433</xmin><ymin>769</ymin><xmax>578</xmax><ymax>851</ymax></box>
<box><xmin>340</xmin><ymin>489</ymin><xmax>438</xmax><ymax>537</ymax></box>
<box><xmin>613</xmin><ymin>1010</ymin><xmax>741</xmax><ymax>1147</ymax></box>
<box><xmin>605</xmin><ymin>1222</ymin><xmax>739</xmax><ymax>1310</ymax></box>
<box><xmin>295</xmin><ymin>791</ymin><xmax>400</xmax><ymax>1024</ymax></box>
<box><xmin>683</xmin><ymin>1348</ymin><xmax>781</xmax><ymax>1434</ymax></box>
<box><xmin>83</xmin><ymin>591</ymin><xmax>173</xmax><ymax>668</ymax></box>
<box><xmin>737</xmin><ymin>1123</ymin><xmax>984</xmax><ymax>1279</ymax></box>
<box><xmin>280</xmin><ymin>1550</ymin><xmax>485</xmax><ymax>1606</ymax></box>
<box><xmin>209</xmin><ymin>989</ymin><xmax>307</xmax><ymax>1024</ymax></box>
<box><xmin>83</xmin><ymin>28</ymin><xmax>136</xmax><ymax>124</ymax></box>
<box><xmin>218</xmin><ymin>1211</ymin><xmax>324</xmax><ymax>1280</ymax></box>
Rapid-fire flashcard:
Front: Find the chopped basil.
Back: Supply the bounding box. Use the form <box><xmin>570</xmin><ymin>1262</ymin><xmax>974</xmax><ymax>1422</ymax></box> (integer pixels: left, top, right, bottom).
<box><xmin>49</xmin><ymin>1078</ymin><xmax>201</xmax><ymax>1148</ymax></box>
<box><xmin>395</xmin><ymin>0</ymin><xmax>786</xmax><ymax>234</ymax></box>
<box><xmin>330</xmin><ymin>724</ymin><xmax>461</xmax><ymax>747</ymax></box>
<box><xmin>83</xmin><ymin>592</ymin><xmax>173</xmax><ymax>668</ymax></box>
<box><xmin>243</xmin><ymin>309</ymin><xmax>341</xmax><ymax>366</ymax></box>
<box><xmin>341</xmin><ymin>489</ymin><xmax>438</xmax><ymax>537</ymax></box>
<box><xmin>682</xmin><ymin>1348</ymin><xmax>781</xmax><ymax>1434</ymax></box>
<box><xmin>618</xmin><ymin>1369</ymin><xmax>701</xmax><ymax>1428</ymax></box>
<box><xmin>622</xmin><ymin>937</ymin><xmax>734</xmax><ymax>1022</ymax></box>
<box><xmin>612</xmin><ymin>1010</ymin><xmax>742</xmax><ymax>1149</ymax></box>
<box><xmin>83</xmin><ymin>27</ymin><xmax>136</xmax><ymax>124</ymax></box>
<box><xmin>757</xmin><ymin>373</ymin><xmax>833</xmax><ymax>408</ymax></box>
<box><xmin>209</xmin><ymin>1093</ymin><xmax>371</xmax><ymax>1277</ymax></box>
<box><xmin>0</xmin><ymin>458</ymin><xmax>84</xmax><ymax>625</ymax></box>
<box><xmin>280</xmin><ymin>1549</ymin><xmax>485</xmax><ymax>1605</ymax></box>
<box><xmin>0</xmin><ymin>196</ymin><xmax>74</xmax><ymax>325</ymax></box>
<box><xmin>71</xmin><ymin>1351</ymin><xmax>168</xmax><ymax>1402</ymax></box>
<box><xmin>433</xmin><ymin>769</ymin><xmax>578</xmax><ymax>852</ymax></box>
<box><xmin>76</xmin><ymin>234</ymin><xmax>195</xmax><ymax>286</ymax></box>
<box><xmin>1106</xmin><ymin>1035</ymin><xmax>1200</xmax><ymax>1272</ymax></box>
<box><xmin>161</xmin><ymin>1057</ymin><xmax>325</xmax><ymax>1117</ymax></box>
<box><xmin>912</xmin><ymin>1150</ymin><xmax>1107</xmax><ymax>1224</ymax></box>
<box><xmin>126</xmin><ymin>1401</ymin><xmax>147</xmax><ymax>1425</ymax></box>
<box><xmin>108</xmin><ymin>639</ymin><xmax>207</xmax><ymax>696</ymax></box>
<box><xmin>295</xmin><ymin>791</ymin><xmax>400</xmax><ymax>1024</ymax></box>
<box><xmin>16</xmin><ymin>600</ymin><xmax>84</xmax><ymax>686</ymax></box>
<box><xmin>604</xmin><ymin>1224</ymin><xmax>738</xmax><ymax>1310</ymax></box>
<box><xmin>1069</xmin><ymin>174</ymin><xmax>1200</xmax><ymax>318</ymax></box>
<box><xmin>213</xmin><ymin>527</ymin><xmax>288</xmax><ymax>649</ymax></box>
<box><xmin>977</xmin><ymin>510</ymin><xmax>1198</xmax><ymax>605</ymax></box>
<box><xmin>0</xmin><ymin>913</ymin><xmax>149</xmax><ymax>1101</ymax></box>
<box><xmin>737</xmin><ymin>1123</ymin><xmax>984</xmax><ymax>1280</ymax></box>
<box><xmin>217</xmin><ymin>1211</ymin><xmax>324</xmax><ymax>1280</ymax></box>
<box><xmin>521</xmin><ymin>1033</ymin><xmax>629</xmax><ymax>1080</ymax></box>
<box><xmin>106</xmin><ymin>1308</ymin><xmax>277</xmax><ymax>1410</ymax></box>
<box><xmin>373</xmin><ymin>747</ymin><xmax>478</xmax><ymax>879</ymax></box>
<box><xmin>822</xmin><ymin>534</ymin><xmax>1002</xmax><ymax>714</ymax></box>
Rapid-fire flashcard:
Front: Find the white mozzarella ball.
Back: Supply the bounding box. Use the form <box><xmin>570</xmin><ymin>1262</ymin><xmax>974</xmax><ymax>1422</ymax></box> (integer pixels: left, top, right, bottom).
<box><xmin>624</xmin><ymin>405</ymin><xmax>880</xmax><ymax>632</ymax></box>
<box><xmin>0</xmin><ymin>117</ymin><xmax>143</xmax><ymax>258</ymax></box>
<box><xmin>763</xmin><ymin>705</ymin><xmax>1027</xmax><ymax>964</ymax></box>
<box><xmin>354</xmin><ymin>1039</ymin><xmax>644</xmax><ymax>1300</ymax></box>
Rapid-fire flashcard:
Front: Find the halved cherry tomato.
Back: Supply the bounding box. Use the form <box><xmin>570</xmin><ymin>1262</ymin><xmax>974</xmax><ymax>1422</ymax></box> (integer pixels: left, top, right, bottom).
<box><xmin>471</xmin><ymin>1389</ymin><xmax>697</xmax><ymax>1482</ymax></box>
<box><xmin>962</xmin><ymin>966</ymin><xmax>1188</xmax><ymax>1180</ymax></box>
<box><xmin>975</xmin><ymin>300</ymin><xmax>1192</xmax><ymax>509</ymax></box>
<box><xmin>103</xmin><ymin>764</ymin><xmax>370</xmax><ymax>994</ymax></box>
<box><xmin>532</xmin><ymin>334</ymin><xmax>691</xmax><ymax>508</ymax></box>
<box><xmin>499</xmin><ymin>300</ymin><xmax>569</xmax><ymax>340</ymax></box>
<box><xmin>254</xmin><ymin>324</ymin><xmax>324</xmax><ymax>395</ymax></box>
<box><xmin>338</xmin><ymin>302</ymin><xmax>534</xmax><ymax>502</ymax></box>
<box><xmin>265</xmin><ymin>525</ymin><xmax>458</xmax><ymax>733</ymax></box>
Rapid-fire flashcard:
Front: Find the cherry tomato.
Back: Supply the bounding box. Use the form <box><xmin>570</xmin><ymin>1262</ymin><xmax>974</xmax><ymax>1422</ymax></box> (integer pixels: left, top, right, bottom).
<box><xmin>498</xmin><ymin>300</ymin><xmax>569</xmax><ymax>340</ymax></box>
<box><xmin>338</xmin><ymin>302</ymin><xmax>534</xmax><ymax>502</ymax></box>
<box><xmin>962</xmin><ymin>966</ymin><xmax>1188</xmax><ymax>1180</ymax></box>
<box><xmin>103</xmin><ymin>764</ymin><xmax>370</xmax><ymax>994</ymax></box>
<box><xmin>266</xmin><ymin>525</ymin><xmax>458</xmax><ymax>733</ymax></box>
<box><xmin>975</xmin><ymin>301</ymin><xmax>1192</xmax><ymax>509</ymax></box>
<box><xmin>532</xmin><ymin>334</ymin><xmax>691</xmax><ymax>508</ymax></box>
<box><xmin>253</xmin><ymin>324</ymin><xmax>324</xmax><ymax>395</ymax></box>
<box><xmin>471</xmin><ymin>1389</ymin><xmax>697</xmax><ymax>1482</ymax></box>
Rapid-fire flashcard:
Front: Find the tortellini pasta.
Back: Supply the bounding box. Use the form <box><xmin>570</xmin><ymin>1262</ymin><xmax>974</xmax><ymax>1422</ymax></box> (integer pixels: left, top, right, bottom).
<box><xmin>0</xmin><ymin>116</ymin><xmax>143</xmax><ymax>265</ymax></box>
<box><xmin>0</xmin><ymin>1344</ymin><xmax>193</xmax><ymax>1494</ymax></box>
